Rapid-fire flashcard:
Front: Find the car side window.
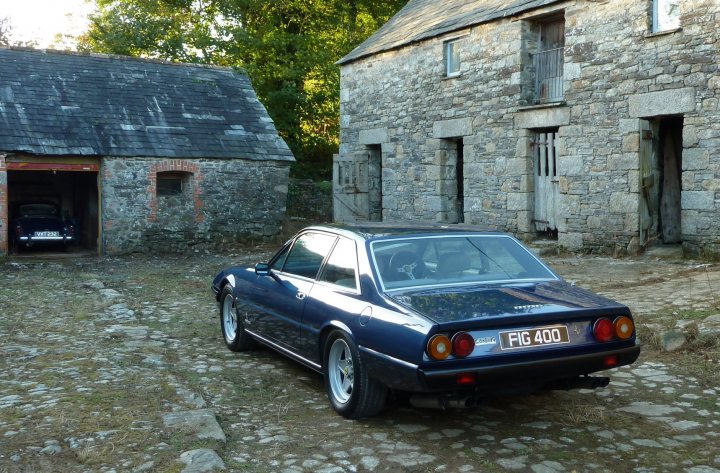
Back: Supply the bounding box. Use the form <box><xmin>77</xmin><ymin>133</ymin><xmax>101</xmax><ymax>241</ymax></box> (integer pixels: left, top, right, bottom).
<box><xmin>270</xmin><ymin>245</ymin><xmax>290</xmax><ymax>271</ymax></box>
<box><xmin>318</xmin><ymin>238</ymin><xmax>358</xmax><ymax>290</ymax></box>
<box><xmin>282</xmin><ymin>232</ymin><xmax>337</xmax><ymax>279</ymax></box>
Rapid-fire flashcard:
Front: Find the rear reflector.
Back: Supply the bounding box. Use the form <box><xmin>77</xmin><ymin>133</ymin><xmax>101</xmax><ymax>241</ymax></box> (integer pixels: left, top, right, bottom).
<box><xmin>456</xmin><ymin>373</ymin><xmax>477</xmax><ymax>385</ymax></box>
<box><xmin>603</xmin><ymin>355</ymin><xmax>619</xmax><ymax>368</ymax></box>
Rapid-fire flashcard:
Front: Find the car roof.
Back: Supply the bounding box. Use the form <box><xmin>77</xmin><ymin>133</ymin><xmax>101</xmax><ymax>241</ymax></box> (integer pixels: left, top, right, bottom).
<box><xmin>305</xmin><ymin>222</ymin><xmax>506</xmax><ymax>241</ymax></box>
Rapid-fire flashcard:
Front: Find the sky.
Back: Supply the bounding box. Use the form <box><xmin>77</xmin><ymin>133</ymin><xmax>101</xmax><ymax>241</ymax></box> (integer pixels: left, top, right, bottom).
<box><xmin>1</xmin><ymin>0</ymin><xmax>95</xmax><ymax>49</ymax></box>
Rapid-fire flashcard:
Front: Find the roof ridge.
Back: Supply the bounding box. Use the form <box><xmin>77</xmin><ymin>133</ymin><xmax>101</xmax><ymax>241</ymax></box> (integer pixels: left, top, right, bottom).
<box><xmin>0</xmin><ymin>46</ymin><xmax>244</xmax><ymax>74</ymax></box>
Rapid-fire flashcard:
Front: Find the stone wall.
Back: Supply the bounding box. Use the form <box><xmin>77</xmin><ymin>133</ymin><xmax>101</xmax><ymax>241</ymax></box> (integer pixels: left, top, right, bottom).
<box><xmin>0</xmin><ymin>154</ymin><xmax>7</xmax><ymax>255</ymax></box>
<box><xmin>102</xmin><ymin>157</ymin><xmax>290</xmax><ymax>253</ymax></box>
<box><xmin>286</xmin><ymin>179</ymin><xmax>333</xmax><ymax>222</ymax></box>
<box><xmin>339</xmin><ymin>0</ymin><xmax>720</xmax><ymax>255</ymax></box>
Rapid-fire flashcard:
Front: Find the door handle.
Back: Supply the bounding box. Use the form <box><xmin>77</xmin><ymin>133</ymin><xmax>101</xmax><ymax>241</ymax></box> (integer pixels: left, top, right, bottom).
<box><xmin>296</xmin><ymin>292</ymin><xmax>306</xmax><ymax>301</ymax></box>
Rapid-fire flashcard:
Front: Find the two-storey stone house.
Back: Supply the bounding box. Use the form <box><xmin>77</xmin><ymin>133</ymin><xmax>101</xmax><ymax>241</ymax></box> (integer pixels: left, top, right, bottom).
<box><xmin>335</xmin><ymin>0</ymin><xmax>719</xmax><ymax>255</ymax></box>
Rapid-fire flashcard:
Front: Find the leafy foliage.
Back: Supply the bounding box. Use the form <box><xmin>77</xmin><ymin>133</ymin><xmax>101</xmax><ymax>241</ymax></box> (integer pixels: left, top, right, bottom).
<box><xmin>79</xmin><ymin>0</ymin><xmax>406</xmax><ymax>179</ymax></box>
<box><xmin>0</xmin><ymin>17</ymin><xmax>37</xmax><ymax>48</ymax></box>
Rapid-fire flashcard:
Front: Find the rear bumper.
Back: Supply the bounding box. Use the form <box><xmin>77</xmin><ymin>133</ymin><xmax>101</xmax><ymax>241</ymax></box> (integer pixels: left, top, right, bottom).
<box><xmin>420</xmin><ymin>341</ymin><xmax>641</xmax><ymax>391</ymax></box>
<box><xmin>18</xmin><ymin>235</ymin><xmax>75</xmax><ymax>243</ymax></box>
<box><xmin>360</xmin><ymin>341</ymin><xmax>641</xmax><ymax>393</ymax></box>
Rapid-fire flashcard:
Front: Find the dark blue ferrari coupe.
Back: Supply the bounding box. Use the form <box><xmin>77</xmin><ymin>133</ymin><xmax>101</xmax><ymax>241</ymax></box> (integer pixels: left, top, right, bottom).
<box><xmin>212</xmin><ymin>224</ymin><xmax>640</xmax><ymax>418</ymax></box>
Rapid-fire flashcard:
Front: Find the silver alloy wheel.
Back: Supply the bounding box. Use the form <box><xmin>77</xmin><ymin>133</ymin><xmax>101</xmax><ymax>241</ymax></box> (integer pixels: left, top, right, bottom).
<box><xmin>328</xmin><ymin>338</ymin><xmax>354</xmax><ymax>404</ymax></box>
<box><xmin>222</xmin><ymin>293</ymin><xmax>238</xmax><ymax>343</ymax></box>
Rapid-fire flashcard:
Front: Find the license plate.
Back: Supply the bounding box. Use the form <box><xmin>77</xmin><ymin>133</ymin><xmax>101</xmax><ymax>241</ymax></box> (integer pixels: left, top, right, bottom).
<box><xmin>34</xmin><ymin>231</ymin><xmax>60</xmax><ymax>237</ymax></box>
<box><xmin>499</xmin><ymin>325</ymin><xmax>570</xmax><ymax>350</ymax></box>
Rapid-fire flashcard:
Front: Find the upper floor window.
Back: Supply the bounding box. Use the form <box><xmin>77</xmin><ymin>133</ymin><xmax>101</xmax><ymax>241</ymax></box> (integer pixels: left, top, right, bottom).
<box><xmin>533</xmin><ymin>17</ymin><xmax>565</xmax><ymax>104</ymax></box>
<box><xmin>445</xmin><ymin>39</ymin><xmax>461</xmax><ymax>77</ymax></box>
<box><xmin>652</xmin><ymin>0</ymin><xmax>680</xmax><ymax>32</ymax></box>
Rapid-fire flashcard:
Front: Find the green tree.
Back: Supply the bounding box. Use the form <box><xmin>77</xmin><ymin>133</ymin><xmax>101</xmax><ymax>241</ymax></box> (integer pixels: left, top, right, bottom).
<box><xmin>80</xmin><ymin>0</ymin><xmax>405</xmax><ymax>179</ymax></box>
<box><xmin>0</xmin><ymin>17</ymin><xmax>37</xmax><ymax>48</ymax></box>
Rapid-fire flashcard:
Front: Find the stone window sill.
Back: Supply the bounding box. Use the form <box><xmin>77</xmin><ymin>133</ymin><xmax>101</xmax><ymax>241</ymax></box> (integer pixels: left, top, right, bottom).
<box><xmin>645</xmin><ymin>27</ymin><xmax>682</xmax><ymax>39</ymax></box>
<box><xmin>443</xmin><ymin>72</ymin><xmax>463</xmax><ymax>81</ymax></box>
<box><xmin>516</xmin><ymin>101</ymin><xmax>567</xmax><ymax>112</ymax></box>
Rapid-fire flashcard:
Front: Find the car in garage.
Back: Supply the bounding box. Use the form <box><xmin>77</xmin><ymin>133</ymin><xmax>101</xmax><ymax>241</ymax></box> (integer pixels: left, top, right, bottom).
<box><xmin>12</xmin><ymin>202</ymin><xmax>77</xmax><ymax>251</ymax></box>
<box><xmin>212</xmin><ymin>223</ymin><xmax>641</xmax><ymax>418</ymax></box>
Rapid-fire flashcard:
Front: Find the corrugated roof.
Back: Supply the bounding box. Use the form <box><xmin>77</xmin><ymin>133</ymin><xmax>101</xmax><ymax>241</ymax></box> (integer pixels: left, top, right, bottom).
<box><xmin>0</xmin><ymin>48</ymin><xmax>294</xmax><ymax>161</ymax></box>
<box><xmin>338</xmin><ymin>0</ymin><xmax>562</xmax><ymax>65</ymax></box>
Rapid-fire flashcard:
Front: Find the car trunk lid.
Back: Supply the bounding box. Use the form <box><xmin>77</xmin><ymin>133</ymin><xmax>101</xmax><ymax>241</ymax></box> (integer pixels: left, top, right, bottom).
<box><xmin>390</xmin><ymin>280</ymin><xmax>625</xmax><ymax>326</ymax></box>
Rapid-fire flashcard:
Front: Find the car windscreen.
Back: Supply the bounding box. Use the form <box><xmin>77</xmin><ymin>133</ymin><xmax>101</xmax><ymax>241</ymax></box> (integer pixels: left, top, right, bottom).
<box><xmin>371</xmin><ymin>235</ymin><xmax>557</xmax><ymax>291</ymax></box>
<box><xmin>19</xmin><ymin>204</ymin><xmax>58</xmax><ymax>217</ymax></box>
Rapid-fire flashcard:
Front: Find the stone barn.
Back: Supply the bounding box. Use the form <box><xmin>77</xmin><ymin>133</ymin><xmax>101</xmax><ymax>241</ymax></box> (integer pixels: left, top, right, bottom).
<box><xmin>0</xmin><ymin>48</ymin><xmax>294</xmax><ymax>255</ymax></box>
<box><xmin>335</xmin><ymin>0</ymin><xmax>720</xmax><ymax>255</ymax></box>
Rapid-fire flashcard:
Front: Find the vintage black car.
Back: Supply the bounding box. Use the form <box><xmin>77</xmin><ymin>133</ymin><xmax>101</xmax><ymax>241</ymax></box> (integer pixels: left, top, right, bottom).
<box><xmin>12</xmin><ymin>203</ymin><xmax>77</xmax><ymax>251</ymax></box>
<box><xmin>212</xmin><ymin>224</ymin><xmax>641</xmax><ymax>418</ymax></box>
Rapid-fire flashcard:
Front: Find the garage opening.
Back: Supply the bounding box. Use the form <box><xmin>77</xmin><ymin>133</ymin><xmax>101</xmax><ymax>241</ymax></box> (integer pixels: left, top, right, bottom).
<box><xmin>7</xmin><ymin>168</ymin><xmax>99</xmax><ymax>254</ymax></box>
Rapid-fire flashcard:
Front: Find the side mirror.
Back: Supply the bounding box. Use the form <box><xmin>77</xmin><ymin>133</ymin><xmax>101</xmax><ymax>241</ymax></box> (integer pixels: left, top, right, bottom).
<box><xmin>255</xmin><ymin>263</ymin><xmax>270</xmax><ymax>276</ymax></box>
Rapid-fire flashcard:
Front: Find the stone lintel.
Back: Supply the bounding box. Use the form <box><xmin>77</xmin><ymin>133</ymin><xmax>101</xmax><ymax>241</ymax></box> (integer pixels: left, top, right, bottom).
<box><xmin>515</xmin><ymin>106</ymin><xmax>571</xmax><ymax>129</ymax></box>
<box><xmin>432</xmin><ymin>118</ymin><xmax>473</xmax><ymax>139</ymax></box>
<box><xmin>359</xmin><ymin>128</ymin><xmax>388</xmax><ymax>145</ymax></box>
<box><xmin>628</xmin><ymin>87</ymin><xmax>696</xmax><ymax>118</ymax></box>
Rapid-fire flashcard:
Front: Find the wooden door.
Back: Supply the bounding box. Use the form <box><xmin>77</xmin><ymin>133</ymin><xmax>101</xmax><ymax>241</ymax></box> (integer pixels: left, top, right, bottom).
<box><xmin>533</xmin><ymin>131</ymin><xmax>559</xmax><ymax>232</ymax></box>
<box><xmin>639</xmin><ymin>119</ymin><xmax>661</xmax><ymax>246</ymax></box>
<box><xmin>333</xmin><ymin>153</ymin><xmax>370</xmax><ymax>222</ymax></box>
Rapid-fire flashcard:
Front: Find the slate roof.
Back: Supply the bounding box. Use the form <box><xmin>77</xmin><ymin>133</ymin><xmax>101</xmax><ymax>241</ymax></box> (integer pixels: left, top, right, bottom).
<box><xmin>0</xmin><ymin>48</ymin><xmax>294</xmax><ymax>161</ymax></box>
<box><xmin>338</xmin><ymin>0</ymin><xmax>561</xmax><ymax>65</ymax></box>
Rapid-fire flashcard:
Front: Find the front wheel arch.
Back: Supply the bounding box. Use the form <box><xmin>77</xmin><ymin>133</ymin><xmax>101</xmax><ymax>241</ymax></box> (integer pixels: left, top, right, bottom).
<box><xmin>219</xmin><ymin>284</ymin><xmax>256</xmax><ymax>352</ymax></box>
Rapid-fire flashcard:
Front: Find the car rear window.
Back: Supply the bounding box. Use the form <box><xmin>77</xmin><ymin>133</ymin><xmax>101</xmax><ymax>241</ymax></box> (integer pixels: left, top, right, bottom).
<box><xmin>371</xmin><ymin>235</ymin><xmax>557</xmax><ymax>290</ymax></box>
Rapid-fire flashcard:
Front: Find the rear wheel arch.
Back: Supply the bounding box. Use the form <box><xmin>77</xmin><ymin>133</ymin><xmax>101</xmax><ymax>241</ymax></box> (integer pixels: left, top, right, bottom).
<box><xmin>322</xmin><ymin>328</ymin><xmax>387</xmax><ymax>419</ymax></box>
<box><xmin>318</xmin><ymin>321</ymin><xmax>353</xmax><ymax>364</ymax></box>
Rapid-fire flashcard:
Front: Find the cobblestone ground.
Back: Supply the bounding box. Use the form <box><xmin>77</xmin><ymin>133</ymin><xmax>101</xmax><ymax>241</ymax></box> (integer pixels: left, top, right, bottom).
<box><xmin>0</xmin><ymin>248</ymin><xmax>719</xmax><ymax>472</ymax></box>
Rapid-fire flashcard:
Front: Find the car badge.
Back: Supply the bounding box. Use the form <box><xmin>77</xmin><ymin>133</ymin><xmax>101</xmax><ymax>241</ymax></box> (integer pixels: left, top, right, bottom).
<box><xmin>474</xmin><ymin>336</ymin><xmax>497</xmax><ymax>346</ymax></box>
<box><xmin>513</xmin><ymin>304</ymin><xmax>544</xmax><ymax>311</ymax></box>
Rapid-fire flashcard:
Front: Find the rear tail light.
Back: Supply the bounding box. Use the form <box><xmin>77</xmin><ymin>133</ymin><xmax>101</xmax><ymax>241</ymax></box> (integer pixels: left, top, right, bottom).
<box><xmin>15</xmin><ymin>226</ymin><xmax>23</xmax><ymax>236</ymax></box>
<box><xmin>427</xmin><ymin>334</ymin><xmax>452</xmax><ymax>360</ymax></box>
<box><xmin>613</xmin><ymin>316</ymin><xmax>634</xmax><ymax>340</ymax></box>
<box><xmin>592</xmin><ymin>318</ymin><xmax>614</xmax><ymax>343</ymax></box>
<box><xmin>68</xmin><ymin>225</ymin><xmax>76</xmax><ymax>236</ymax></box>
<box><xmin>593</xmin><ymin>316</ymin><xmax>635</xmax><ymax>343</ymax></box>
<box><xmin>428</xmin><ymin>332</ymin><xmax>477</xmax><ymax>360</ymax></box>
<box><xmin>452</xmin><ymin>332</ymin><xmax>475</xmax><ymax>358</ymax></box>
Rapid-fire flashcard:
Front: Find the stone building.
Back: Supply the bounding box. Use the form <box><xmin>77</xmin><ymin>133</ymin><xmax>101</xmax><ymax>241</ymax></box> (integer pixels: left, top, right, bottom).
<box><xmin>0</xmin><ymin>48</ymin><xmax>294</xmax><ymax>255</ymax></box>
<box><xmin>335</xmin><ymin>0</ymin><xmax>719</xmax><ymax>255</ymax></box>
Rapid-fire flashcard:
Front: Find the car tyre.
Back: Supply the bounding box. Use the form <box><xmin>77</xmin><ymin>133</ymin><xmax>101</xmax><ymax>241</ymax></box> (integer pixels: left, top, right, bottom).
<box><xmin>324</xmin><ymin>330</ymin><xmax>387</xmax><ymax>419</ymax></box>
<box><xmin>219</xmin><ymin>285</ymin><xmax>256</xmax><ymax>352</ymax></box>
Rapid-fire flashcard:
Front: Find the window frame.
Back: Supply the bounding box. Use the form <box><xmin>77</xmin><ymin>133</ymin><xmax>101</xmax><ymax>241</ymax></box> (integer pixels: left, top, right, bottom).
<box><xmin>276</xmin><ymin>231</ymin><xmax>338</xmax><ymax>281</ymax></box>
<box><xmin>317</xmin><ymin>237</ymin><xmax>361</xmax><ymax>293</ymax></box>
<box><xmin>445</xmin><ymin>39</ymin><xmax>461</xmax><ymax>78</ymax></box>
<box><xmin>652</xmin><ymin>0</ymin><xmax>680</xmax><ymax>33</ymax></box>
<box><xmin>157</xmin><ymin>171</ymin><xmax>189</xmax><ymax>197</ymax></box>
